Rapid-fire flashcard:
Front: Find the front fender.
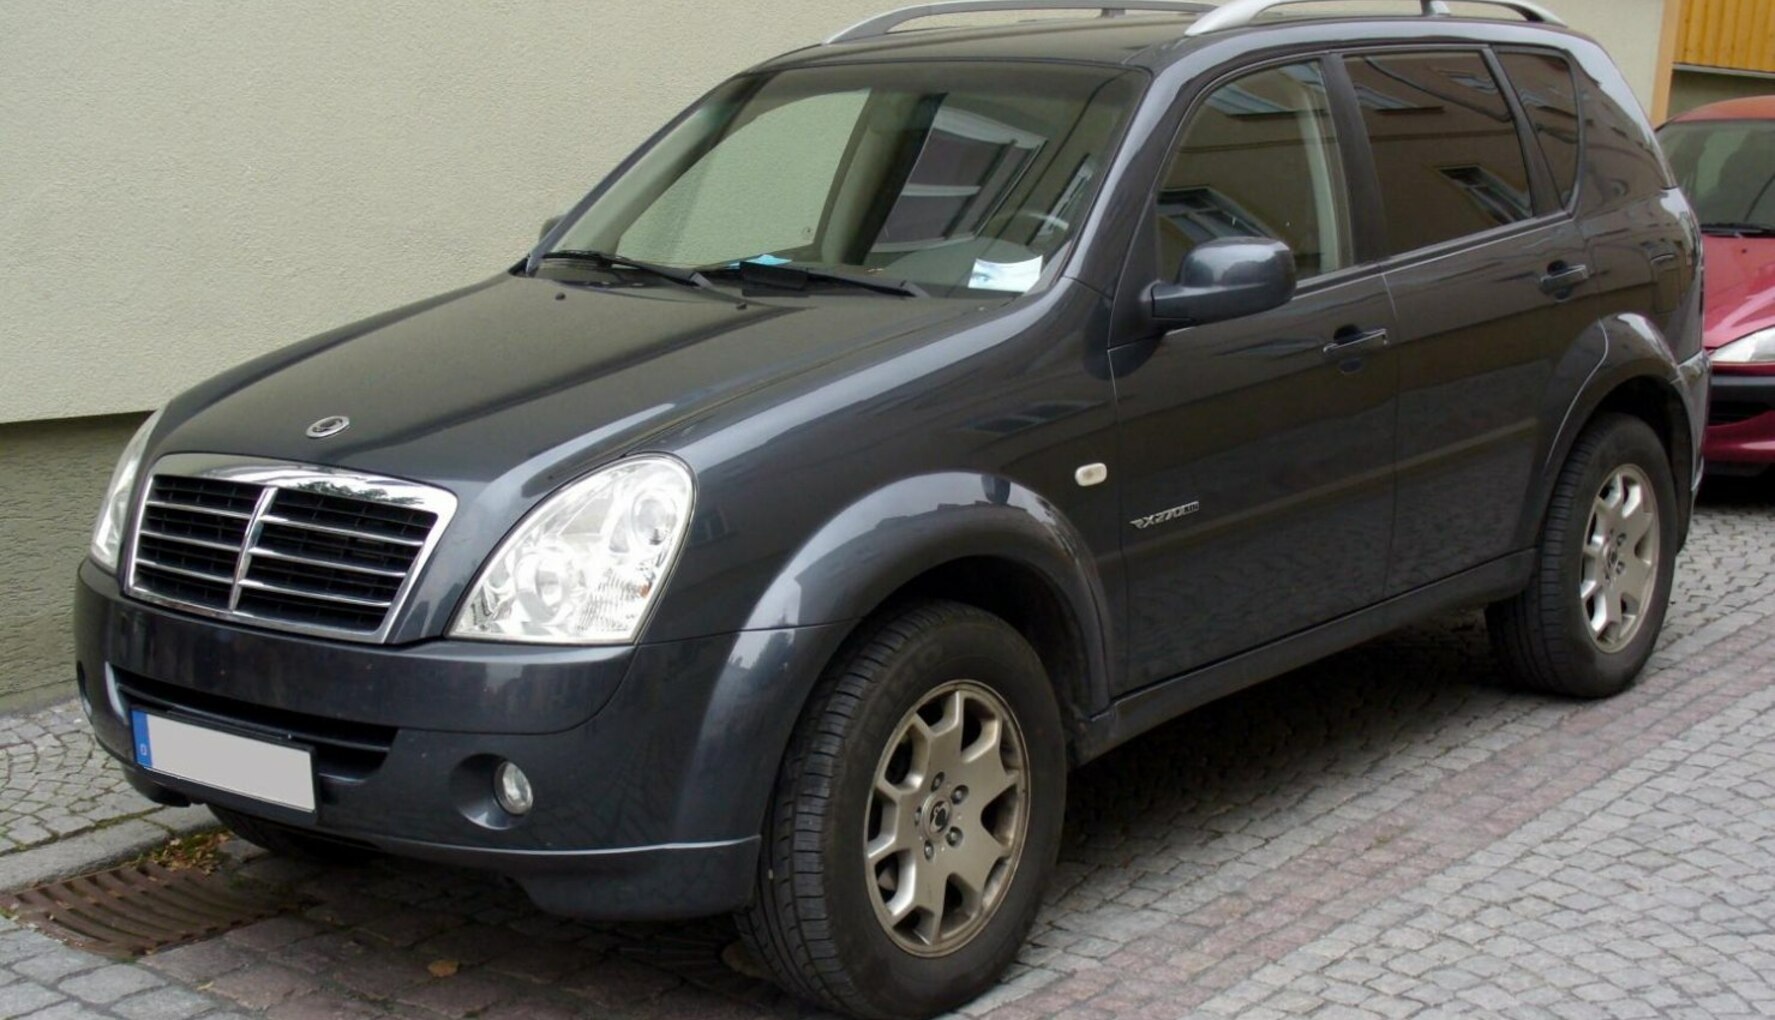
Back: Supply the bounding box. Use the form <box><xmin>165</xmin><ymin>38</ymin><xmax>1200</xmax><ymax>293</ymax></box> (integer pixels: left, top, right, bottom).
<box><xmin>743</xmin><ymin>472</ymin><xmax>1116</xmax><ymax>714</ymax></box>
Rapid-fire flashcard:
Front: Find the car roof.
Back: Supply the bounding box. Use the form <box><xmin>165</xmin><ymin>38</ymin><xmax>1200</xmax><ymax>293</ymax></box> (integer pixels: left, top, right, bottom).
<box><xmin>1668</xmin><ymin>95</ymin><xmax>1775</xmax><ymax>124</ymax></box>
<box><xmin>755</xmin><ymin>9</ymin><xmax>1583</xmax><ymax>74</ymax></box>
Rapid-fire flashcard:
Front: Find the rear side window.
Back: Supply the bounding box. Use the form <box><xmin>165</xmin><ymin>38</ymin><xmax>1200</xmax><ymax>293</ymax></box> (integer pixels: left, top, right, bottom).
<box><xmin>1156</xmin><ymin>61</ymin><xmax>1352</xmax><ymax>282</ymax></box>
<box><xmin>1498</xmin><ymin>51</ymin><xmax>1582</xmax><ymax>208</ymax></box>
<box><xmin>1576</xmin><ymin>69</ymin><xmax>1673</xmax><ymax>205</ymax></box>
<box><xmin>1343</xmin><ymin>51</ymin><xmax>1534</xmax><ymax>255</ymax></box>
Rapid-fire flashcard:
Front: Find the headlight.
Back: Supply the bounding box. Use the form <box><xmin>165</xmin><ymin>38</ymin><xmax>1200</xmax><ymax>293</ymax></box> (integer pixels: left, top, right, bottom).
<box><xmin>90</xmin><ymin>410</ymin><xmax>162</xmax><ymax>573</ymax></box>
<box><xmin>1713</xmin><ymin>327</ymin><xmax>1775</xmax><ymax>366</ymax></box>
<box><xmin>451</xmin><ymin>456</ymin><xmax>694</xmax><ymax>644</ymax></box>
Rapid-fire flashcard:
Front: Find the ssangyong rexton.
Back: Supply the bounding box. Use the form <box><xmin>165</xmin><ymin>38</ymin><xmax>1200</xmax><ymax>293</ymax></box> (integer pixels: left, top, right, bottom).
<box><xmin>76</xmin><ymin>1</ymin><xmax>1707</xmax><ymax>1015</ymax></box>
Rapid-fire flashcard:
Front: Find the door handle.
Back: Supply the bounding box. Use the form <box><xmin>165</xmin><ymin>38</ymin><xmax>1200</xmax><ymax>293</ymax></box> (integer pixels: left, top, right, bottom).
<box><xmin>1540</xmin><ymin>262</ymin><xmax>1591</xmax><ymax>296</ymax></box>
<box><xmin>1323</xmin><ymin>326</ymin><xmax>1389</xmax><ymax>358</ymax></box>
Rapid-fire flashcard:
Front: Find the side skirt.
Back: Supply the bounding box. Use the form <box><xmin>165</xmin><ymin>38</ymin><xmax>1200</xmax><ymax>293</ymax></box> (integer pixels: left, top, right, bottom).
<box><xmin>1074</xmin><ymin>551</ymin><xmax>1535</xmax><ymax>764</ymax></box>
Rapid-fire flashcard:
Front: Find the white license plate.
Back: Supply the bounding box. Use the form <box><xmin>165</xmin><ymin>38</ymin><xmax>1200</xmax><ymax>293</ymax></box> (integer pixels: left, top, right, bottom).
<box><xmin>131</xmin><ymin>709</ymin><xmax>316</xmax><ymax>813</ymax></box>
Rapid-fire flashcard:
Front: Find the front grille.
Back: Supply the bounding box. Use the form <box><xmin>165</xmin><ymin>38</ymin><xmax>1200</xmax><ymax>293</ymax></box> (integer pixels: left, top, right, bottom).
<box><xmin>116</xmin><ymin>671</ymin><xmax>394</xmax><ymax>780</ymax></box>
<box><xmin>126</xmin><ymin>457</ymin><xmax>455</xmax><ymax>643</ymax></box>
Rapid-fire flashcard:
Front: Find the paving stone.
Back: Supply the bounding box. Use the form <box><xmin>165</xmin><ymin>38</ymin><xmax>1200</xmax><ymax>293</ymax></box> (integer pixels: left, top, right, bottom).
<box><xmin>0</xmin><ymin>979</ymin><xmax>64</xmax><ymax>1017</ymax></box>
<box><xmin>203</xmin><ymin>962</ymin><xmax>319</xmax><ymax>1010</ymax></box>
<box><xmin>56</xmin><ymin>964</ymin><xmax>162</xmax><ymax>1005</ymax></box>
<box><xmin>10</xmin><ymin>946</ymin><xmax>105</xmax><ymax>986</ymax></box>
<box><xmin>110</xmin><ymin>985</ymin><xmax>232</xmax><ymax>1020</ymax></box>
<box><xmin>13</xmin><ymin>1002</ymin><xmax>114</xmax><ymax>1020</ymax></box>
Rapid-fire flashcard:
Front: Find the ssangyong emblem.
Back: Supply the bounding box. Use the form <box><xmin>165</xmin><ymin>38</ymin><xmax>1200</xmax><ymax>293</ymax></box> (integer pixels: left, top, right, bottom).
<box><xmin>305</xmin><ymin>415</ymin><xmax>351</xmax><ymax>439</ymax></box>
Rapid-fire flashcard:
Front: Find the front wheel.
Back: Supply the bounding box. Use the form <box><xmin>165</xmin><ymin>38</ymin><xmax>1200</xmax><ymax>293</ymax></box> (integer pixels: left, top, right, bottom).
<box><xmin>737</xmin><ymin>601</ymin><xmax>1066</xmax><ymax>1020</ymax></box>
<box><xmin>1488</xmin><ymin>413</ymin><xmax>1679</xmax><ymax>697</ymax></box>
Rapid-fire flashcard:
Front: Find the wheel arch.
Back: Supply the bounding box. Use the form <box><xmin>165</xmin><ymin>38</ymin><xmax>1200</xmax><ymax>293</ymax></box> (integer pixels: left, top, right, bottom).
<box><xmin>742</xmin><ymin>471</ymin><xmax>1114</xmax><ymax>740</ymax></box>
<box><xmin>667</xmin><ymin>473</ymin><xmax>1114</xmax><ymax>848</ymax></box>
<box><xmin>1518</xmin><ymin>321</ymin><xmax>1698</xmax><ymax>552</ymax></box>
<box><xmin>874</xmin><ymin>556</ymin><xmax>1097</xmax><ymax>753</ymax></box>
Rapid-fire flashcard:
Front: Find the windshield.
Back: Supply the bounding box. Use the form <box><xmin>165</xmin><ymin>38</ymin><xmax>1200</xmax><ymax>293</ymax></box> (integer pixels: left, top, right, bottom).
<box><xmin>546</xmin><ymin>62</ymin><xmax>1143</xmax><ymax>297</ymax></box>
<box><xmin>1658</xmin><ymin>119</ymin><xmax>1775</xmax><ymax>232</ymax></box>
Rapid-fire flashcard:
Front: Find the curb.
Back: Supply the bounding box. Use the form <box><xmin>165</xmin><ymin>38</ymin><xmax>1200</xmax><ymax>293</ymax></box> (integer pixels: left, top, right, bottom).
<box><xmin>0</xmin><ymin>805</ymin><xmax>218</xmax><ymax>893</ymax></box>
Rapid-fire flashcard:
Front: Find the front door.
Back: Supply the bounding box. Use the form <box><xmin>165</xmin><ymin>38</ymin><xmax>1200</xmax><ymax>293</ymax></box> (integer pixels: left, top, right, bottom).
<box><xmin>1111</xmin><ymin>58</ymin><xmax>1399</xmax><ymax>692</ymax></box>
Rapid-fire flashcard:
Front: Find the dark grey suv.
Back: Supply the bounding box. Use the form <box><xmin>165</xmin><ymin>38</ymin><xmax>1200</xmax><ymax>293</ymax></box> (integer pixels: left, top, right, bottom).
<box><xmin>75</xmin><ymin>1</ymin><xmax>1707</xmax><ymax>1015</ymax></box>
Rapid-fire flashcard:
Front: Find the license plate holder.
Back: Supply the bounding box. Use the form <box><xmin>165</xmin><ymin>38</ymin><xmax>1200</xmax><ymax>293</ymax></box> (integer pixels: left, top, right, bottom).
<box><xmin>131</xmin><ymin>709</ymin><xmax>317</xmax><ymax>815</ymax></box>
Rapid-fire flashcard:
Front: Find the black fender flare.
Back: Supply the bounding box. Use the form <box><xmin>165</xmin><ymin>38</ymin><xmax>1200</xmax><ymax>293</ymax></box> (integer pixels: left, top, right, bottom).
<box><xmin>1515</xmin><ymin>314</ymin><xmax>1700</xmax><ymax>550</ymax></box>
<box><xmin>665</xmin><ymin>472</ymin><xmax>1117</xmax><ymax>843</ymax></box>
<box><xmin>741</xmin><ymin>471</ymin><xmax>1116</xmax><ymax>713</ymax></box>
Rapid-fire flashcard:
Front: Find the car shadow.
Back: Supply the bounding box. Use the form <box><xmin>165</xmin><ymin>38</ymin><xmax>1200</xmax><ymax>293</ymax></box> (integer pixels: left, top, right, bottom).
<box><xmin>228</xmin><ymin>608</ymin><xmax>1540</xmax><ymax>1018</ymax></box>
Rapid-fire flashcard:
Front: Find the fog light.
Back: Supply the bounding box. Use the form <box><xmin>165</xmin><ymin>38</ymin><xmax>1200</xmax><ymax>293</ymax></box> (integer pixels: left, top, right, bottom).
<box><xmin>494</xmin><ymin>761</ymin><xmax>533</xmax><ymax>816</ymax></box>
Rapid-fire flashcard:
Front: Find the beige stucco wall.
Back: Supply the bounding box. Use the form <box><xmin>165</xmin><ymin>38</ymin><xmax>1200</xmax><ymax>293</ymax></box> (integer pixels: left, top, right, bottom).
<box><xmin>1</xmin><ymin>1</ymin><xmax>1674</xmax><ymax>427</ymax></box>
<box><xmin>1541</xmin><ymin>1</ymin><xmax>1671</xmax><ymax>111</ymax></box>
<box><xmin>0</xmin><ymin>1</ymin><xmax>895</xmax><ymax>425</ymax></box>
<box><xmin>0</xmin><ymin>414</ymin><xmax>148</xmax><ymax>707</ymax></box>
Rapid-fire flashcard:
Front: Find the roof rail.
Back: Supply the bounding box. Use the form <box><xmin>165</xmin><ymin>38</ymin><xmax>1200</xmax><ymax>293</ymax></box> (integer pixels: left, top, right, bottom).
<box><xmin>1184</xmin><ymin>0</ymin><xmax>1564</xmax><ymax>36</ymax></box>
<box><xmin>826</xmin><ymin>1</ymin><xmax>1216</xmax><ymax>45</ymax></box>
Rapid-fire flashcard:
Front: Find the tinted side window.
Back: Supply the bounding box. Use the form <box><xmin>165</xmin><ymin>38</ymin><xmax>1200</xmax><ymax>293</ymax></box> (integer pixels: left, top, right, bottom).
<box><xmin>1343</xmin><ymin>51</ymin><xmax>1534</xmax><ymax>254</ymax></box>
<box><xmin>1577</xmin><ymin>69</ymin><xmax>1673</xmax><ymax>208</ymax></box>
<box><xmin>1498</xmin><ymin>51</ymin><xmax>1581</xmax><ymax>207</ymax></box>
<box><xmin>1157</xmin><ymin>61</ymin><xmax>1352</xmax><ymax>282</ymax></box>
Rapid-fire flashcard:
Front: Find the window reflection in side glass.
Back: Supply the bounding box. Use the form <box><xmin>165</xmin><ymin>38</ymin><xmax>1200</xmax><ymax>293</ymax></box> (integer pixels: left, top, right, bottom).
<box><xmin>1498</xmin><ymin>51</ymin><xmax>1581</xmax><ymax>208</ymax></box>
<box><xmin>1157</xmin><ymin>61</ymin><xmax>1351</xmax><ymax>283</ymax></box>
<box><xmin>1344</xmin><ymin>51</ymin><xmax>1534</xmax><ymax>255</ymax></box>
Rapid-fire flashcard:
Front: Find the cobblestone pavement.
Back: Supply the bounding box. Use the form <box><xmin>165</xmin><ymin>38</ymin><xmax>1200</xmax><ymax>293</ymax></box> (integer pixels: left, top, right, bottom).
<box><xmin>0</xmin><ymin>705</ymin><xmax>211</xmax><ymax>894</ymax></box>
<box><xmin>0</xmin><ymin>704</ymin><xmax>170</xmax><ymax>856</ymax></box>
<box><xmin>2</xmin><ymin>478</ymin><xmax>1773</xmax><ymax>1019</ymax></box>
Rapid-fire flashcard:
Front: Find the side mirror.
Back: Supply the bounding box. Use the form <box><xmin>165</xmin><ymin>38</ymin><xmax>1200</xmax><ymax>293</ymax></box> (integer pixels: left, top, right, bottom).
<box><xmin>1149</xmin><ymin>237</ymin><xmax>1297</xmax><ymax>327</ymax></box>
<box><xmin>538</xmin><ymin>215</ymin><xmax>564</xmax><ymax>241</ymax></box>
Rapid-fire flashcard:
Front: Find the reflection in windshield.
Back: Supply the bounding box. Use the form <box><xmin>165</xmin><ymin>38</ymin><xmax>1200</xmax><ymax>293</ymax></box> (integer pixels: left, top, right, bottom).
<box><xmin>1659</xmin><ymin>120</ymin><xmax>1775</xmax><ymax>231</ymax></box>
<box><xmin>546</xmin><ymin>63</ymin><xmax>1141</xmax><ymax>298</ymax></box>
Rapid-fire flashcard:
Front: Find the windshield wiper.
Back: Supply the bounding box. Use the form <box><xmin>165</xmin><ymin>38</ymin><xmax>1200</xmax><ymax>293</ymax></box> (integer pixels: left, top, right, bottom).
<box><xmin>1700</xmin><ymin>222</ymin><xmax>1775</xmax><ymax>238</ymax></box>
<box><xmin>539</xmin><ymin>249</ymin><xmax>715</xmax><ymax>291</ymax></box>
<box><xmin>703</xmin><ymin>260</ymin><xmax>925</xmax><ymax>298</ymax></box>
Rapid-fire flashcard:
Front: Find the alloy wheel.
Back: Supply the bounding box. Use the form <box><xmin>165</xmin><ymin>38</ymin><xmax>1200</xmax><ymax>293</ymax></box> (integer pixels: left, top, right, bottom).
<box><xmin>864</xmin><ymin>680</ymin><xmax>1029</xmax><ymax>957</ymax></box>
<box><xmin>1578</xmin><ymin>464</ymin><xmax>1660</xmax><ymax>653</ymax></box>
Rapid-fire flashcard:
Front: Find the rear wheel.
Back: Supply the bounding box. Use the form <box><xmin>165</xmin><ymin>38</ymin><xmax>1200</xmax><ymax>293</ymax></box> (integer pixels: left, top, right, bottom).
<box><xmin>1488</xmin><ymin>413</ymin><xmax>1678</xmax><ymax>697</ymax></box>
<box><xmin>737</xmin><ymin>601</ymin><xmax>1065</xmax><ymax>1019</ymax></box>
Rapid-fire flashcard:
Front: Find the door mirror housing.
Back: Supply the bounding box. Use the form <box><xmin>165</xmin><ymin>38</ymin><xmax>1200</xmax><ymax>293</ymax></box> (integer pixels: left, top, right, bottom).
<box><xmin>538</xmin><ymin>214</ymin><xmax>564</xmax><ymax>241</ymax></box>
<box><xmin>1149</xmin><ymin>237</ymin><xmax>1297</xmax><ymax>327</ymax></box>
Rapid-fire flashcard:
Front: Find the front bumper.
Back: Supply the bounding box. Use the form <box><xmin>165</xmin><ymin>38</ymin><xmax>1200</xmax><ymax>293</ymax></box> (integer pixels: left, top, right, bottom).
<box><xmin>74</xmin><ymin>560</ymin><xmax>847</xmax><ymax>919</ymax></box>
<box><xmin>1704</xmin><ymin>371</ymin><xmax>1775</xmax><ymax>467</ymax></box>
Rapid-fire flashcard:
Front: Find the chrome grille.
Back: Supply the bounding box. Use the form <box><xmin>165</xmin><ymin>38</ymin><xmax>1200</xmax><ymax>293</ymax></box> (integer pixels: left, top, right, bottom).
<box><xmin>125</xmin><ymin>455</ymin><xmax>457</xmax><ymax>643</ymax></box>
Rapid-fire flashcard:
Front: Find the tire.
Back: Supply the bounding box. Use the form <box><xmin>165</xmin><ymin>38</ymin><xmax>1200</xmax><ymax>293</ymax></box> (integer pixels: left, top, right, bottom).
<box><xmin>737</xmin><ymin>601</ymin><xmax>1066</xmax><ymax>1020</ymax></box>
<box><xmin>1488</xmin><ymin>413</ymin><xmax>1679</xmax><ymax>698</ymax></box>
<box><xmin>210</xmin><ymin>806</ymin><xmax>376</xmax><ymax>865</ymax></box>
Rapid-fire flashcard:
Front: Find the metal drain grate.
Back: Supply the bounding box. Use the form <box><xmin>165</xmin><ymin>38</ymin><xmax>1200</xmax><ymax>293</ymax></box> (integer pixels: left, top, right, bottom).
<box><xmin>1</xmin><ymin>861</ymin><xmax>298</xmax><ymax>959</ymax></box>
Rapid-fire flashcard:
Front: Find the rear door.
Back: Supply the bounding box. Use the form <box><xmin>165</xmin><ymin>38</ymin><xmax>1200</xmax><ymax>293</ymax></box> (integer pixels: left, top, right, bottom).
<box><xmin>1339</xmin><ymin>48</ymin><xmax>1602</xmax><ymax>592</ymax></box>
<box><xmin>1110</xmin><ymin>58</ymin><xmax>1399</xmax><ymax>692</ymax></box>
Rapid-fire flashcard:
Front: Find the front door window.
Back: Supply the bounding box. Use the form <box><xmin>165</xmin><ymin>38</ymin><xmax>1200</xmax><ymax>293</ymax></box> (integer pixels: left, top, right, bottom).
<box><xmin>1157</xmin><ymin>61</ymin><xmax>1352</xmax><ymax>282</ymax></box>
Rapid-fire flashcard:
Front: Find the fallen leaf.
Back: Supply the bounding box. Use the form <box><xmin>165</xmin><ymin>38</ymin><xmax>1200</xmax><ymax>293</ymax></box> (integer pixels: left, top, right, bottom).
<box><xmin>427</xmin><ymin>959</ymin><xmax>460</xmax><ymax>978</ymax></box>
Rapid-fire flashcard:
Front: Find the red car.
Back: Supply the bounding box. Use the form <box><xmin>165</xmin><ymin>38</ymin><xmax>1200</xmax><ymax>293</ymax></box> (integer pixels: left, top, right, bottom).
<box><xmin>1660</xmin><ymin>96</ymin><xmax>1775</xmax><ymax>474</ymax></box>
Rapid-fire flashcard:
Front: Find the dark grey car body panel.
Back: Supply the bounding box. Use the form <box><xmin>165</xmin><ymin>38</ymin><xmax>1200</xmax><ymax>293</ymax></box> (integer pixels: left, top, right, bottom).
<box><xmin>75</xmin><ymin>12</ymin><xmax>1705</xmax><ymax>919</ymax></box>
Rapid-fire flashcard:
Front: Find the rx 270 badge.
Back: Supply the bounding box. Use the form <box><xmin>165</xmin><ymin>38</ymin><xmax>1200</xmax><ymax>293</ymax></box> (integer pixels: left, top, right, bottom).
<box><xmin>1130</xmin><ymin>502</ymin><xmax>1201</xmax><ymax>530</ymax></box>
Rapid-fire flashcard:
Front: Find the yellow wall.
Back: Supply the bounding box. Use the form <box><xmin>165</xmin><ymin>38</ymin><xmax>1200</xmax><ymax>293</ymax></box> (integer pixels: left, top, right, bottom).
<box><xmin>1678</xmin><ymin>0</ymin><xmax>1775</xmax><ymax>74</ymax></box>
<box><xmin>0</xmin><ymin>1</ymin><xmax>1677</xmax><ymax>426</ymax></box>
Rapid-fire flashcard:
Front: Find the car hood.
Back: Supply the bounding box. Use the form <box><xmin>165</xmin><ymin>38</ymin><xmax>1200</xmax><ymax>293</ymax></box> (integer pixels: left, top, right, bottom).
<box><xmin>158</xmin><ymin>273</ymin><xmax>987</xmax><ymax>487</ymax></box>
<box><xmin>1702</xmin><ymin>234</ymin><xmax>1775</xmax><ymax>350</ymax></box>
